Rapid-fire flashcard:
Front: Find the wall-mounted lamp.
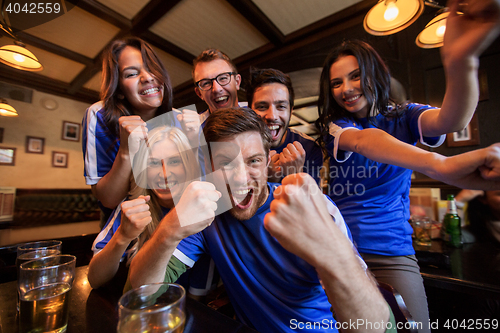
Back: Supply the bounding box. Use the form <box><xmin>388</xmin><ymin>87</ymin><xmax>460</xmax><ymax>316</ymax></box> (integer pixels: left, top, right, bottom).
<box><xmin>364</xmin><ymin>0</ymin><xmax>448</xmax><ymax>48</ymax></box>
<box><xmin>0</xmin><ymin>98</ymin><xmax>18</xmax><ymax>117</ymax></box>
<box><xmin>0</xmin><ymin>12</ymin><xmax>43</xmax><ymax>71</ymax></box>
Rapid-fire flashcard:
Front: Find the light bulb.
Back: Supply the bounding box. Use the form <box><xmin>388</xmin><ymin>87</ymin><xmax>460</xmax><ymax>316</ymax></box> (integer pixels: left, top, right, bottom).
<box><xmin>13</xmin><ymin>53</ymin><xmax>26</xmax><ymax>62</ymax></box>
<box><xmin>436</xmin><ymin>20</ymin><xmax>446</xmax><ymax>38</ymax></box>
<box><xmin>384</xmin><ymin>2</ymin><xmax>399</xmax><ymax>22</ymax></box>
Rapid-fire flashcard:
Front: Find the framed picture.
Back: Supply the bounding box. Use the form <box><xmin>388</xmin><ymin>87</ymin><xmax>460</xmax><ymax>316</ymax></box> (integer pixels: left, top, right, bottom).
<box><xmin>25</xmin><ymin>136</ymin><xmax>45</xmax><ymax>154</ymax></box>
<box><xmin>61</xmin><ymin>121</ymin><xmax>80</xmax><ymax>142</ymax></box>
<box><xmin>0</xmin><ymin>128</ymin><xmax>3</xmax><ymax>143</ymax></box>
<box><xmin>52</xmin><ymin>151</ymin><xmax>68</xmax><ymax>168</ymax></box>
<box><xmin>0</xmin><ymin>147</ymin><xmax>16</xmax><ymax>166</ymax></box>
<box><xmin>446</xmin><ymin>114</ymin><xmax>480</xmax><ymax>147</ymax></box>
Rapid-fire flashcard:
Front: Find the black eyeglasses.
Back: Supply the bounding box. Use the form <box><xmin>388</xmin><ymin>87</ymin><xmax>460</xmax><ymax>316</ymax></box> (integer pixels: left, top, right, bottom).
<box><xmin>195</xmin><ymin>72</ymin><xmax>236</xmax><ymax>91</ymax></box>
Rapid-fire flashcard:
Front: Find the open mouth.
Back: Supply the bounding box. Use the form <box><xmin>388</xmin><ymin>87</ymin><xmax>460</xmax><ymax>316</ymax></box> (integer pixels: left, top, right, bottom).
<box><xmin>344</xmin><ymin>94</ymin><xmax>361</xmax><ymax>105</ymax></box>
<box><xmin>267</xmin><ymin>124</ymin><xmax>281</xmax><ymax>141</ymax></box>
<box><xmin>155</xmin><ymin>180</ymin><xmax>177</xmax><ymax>193</ymax></box>
<box><xmin>140</xmin><ymin>86</ymin><xmax>161</xmax><ymax>96</ymax></box>
<box><xmin>214</xmin><ymin>96</ymin><xmax>229</xmax><ymax>106</ymax></box>
<box><xmin>231</xmin><ymin>188</ymin><xmax>253</xmax><ymax>210</ymax></box>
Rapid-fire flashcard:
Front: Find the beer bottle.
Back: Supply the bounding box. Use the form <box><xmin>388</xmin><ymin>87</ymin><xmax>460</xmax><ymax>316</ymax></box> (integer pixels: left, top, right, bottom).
<box><xmin>442</xmin><ymin>194</ymin><xmax>462</xmax><ymax>248</ymax></box>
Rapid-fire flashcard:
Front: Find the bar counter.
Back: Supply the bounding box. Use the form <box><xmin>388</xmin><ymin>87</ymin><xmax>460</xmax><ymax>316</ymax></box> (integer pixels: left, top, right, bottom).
<box><xmin>415</xmin><ymin>239</ymin><xmax>500</xmax><ymax>299</ymax></box>
<box><xmin>0</xmin><ymin>265</ymin><xmax>258</xmax><ymax>333</ymax></box>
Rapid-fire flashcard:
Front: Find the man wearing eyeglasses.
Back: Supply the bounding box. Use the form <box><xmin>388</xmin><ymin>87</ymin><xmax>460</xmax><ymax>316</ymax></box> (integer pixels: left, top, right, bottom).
<box><xmin>192</xmin><ymin>49</ymin><xmax>242</xmax><ymax>125</ymax></box>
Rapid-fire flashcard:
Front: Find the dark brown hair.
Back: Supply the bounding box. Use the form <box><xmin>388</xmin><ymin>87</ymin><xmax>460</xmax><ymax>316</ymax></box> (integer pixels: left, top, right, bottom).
<box><xmin>101</xmin><ymin>37</ymin><xmax>173</xmax><ymax>136</ymax></box>
<box><xmin>192</xmin><ymin>48</ymin><xmax>237</xmax><ymax>79</ymax></box>
<box><xmin>203</xmin><ymin>107</ymin><xmax>271</xmax><ymax>155</ymax></box>
<box><xmin>315</xmin><ymin>40</ymin><xmax>395</xmax><ymax>148</ymax></box>
<box><xmin>246</xmin><ymin>67</ymin><xmax>295</xmax><ymax>109</ymax></box>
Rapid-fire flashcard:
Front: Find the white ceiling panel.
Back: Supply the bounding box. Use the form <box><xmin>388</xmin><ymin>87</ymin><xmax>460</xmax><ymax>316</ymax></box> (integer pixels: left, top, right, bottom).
<box><xmin>252</xmin><ymin>0</ymin><xmax>363</xmax><ymax>35</ymax></box>
<box><xmin>83</xmin><ymin>72</ymin><xmax>102</xmax><ymax>92</ymax></box>
<box><xmin>150</xmin><ymin>0</ymin><xmax>269</xmax><ymax>59</ymax></box>
<box><xmin>96</xmin><ymin>0</ymin><xmax>150</xmax><ymax>20</ymax></box>
<box><xmin>151</xmin><ymin>46</ymin><xmax>193</xmax><ymax>87</ymax></box>
<box><xmin>0</xmin><ymin>37</ymin><xmax>85</xmax><ymax>83</ymax></box>
<box><xmin>23</xmin><ymin>7</ymin><xmax>120</xmax><ymax>58</ymax></box>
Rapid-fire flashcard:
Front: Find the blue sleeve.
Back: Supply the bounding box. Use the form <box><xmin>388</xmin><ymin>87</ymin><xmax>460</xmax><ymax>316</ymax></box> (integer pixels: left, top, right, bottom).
<box><xmin>173</xmin><ymin>232</ymin><xmax>207</xmax><ymax>268</ymax></box>
<box><xmin>82</xmin><ymin>103</ymin><xmax>120</xmax><ymax>185</ymax></box>
<box><xmin>91</xmin><ymin>207</ymin><xmax>123</xmax><ymax>255</ymax></box>
<box><xmin>404</xmin><ymin>103</ymin><xmax>444</xmax><ymax>147</ymax></box>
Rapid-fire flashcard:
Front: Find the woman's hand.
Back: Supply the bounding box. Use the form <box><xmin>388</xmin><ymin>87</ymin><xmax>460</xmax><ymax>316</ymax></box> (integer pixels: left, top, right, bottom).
<box><xmin>118</xmin><ymin>195</ymin><xmax>152</xmax><ymax>241</ymax></box>
<box><xmin>442</xmin><ymin>0</ymin><xmax>500</xmax><ymax>65</ymax></box>
<box><xmin>118</xmin><ymin>115</ymin><xmax>148</xmax><ymax>157</ymax></box>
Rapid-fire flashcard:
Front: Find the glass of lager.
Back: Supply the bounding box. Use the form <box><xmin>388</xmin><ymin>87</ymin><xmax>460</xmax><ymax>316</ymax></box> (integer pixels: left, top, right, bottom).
<box><xmin>118</xmin><ymin>283</ymin><xmax>186</xmax><ymax>333</ymax></box>
<box><xmin>18</xmin><ymin>254</ymin><xmax>76</xmax><ymax>333</ymax></box>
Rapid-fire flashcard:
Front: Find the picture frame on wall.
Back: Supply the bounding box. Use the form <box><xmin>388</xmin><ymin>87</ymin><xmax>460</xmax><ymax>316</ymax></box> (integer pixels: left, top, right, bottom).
<box><xmin>25</xmin><ymin>136</ymin><xmax>45</xmax><ymax>154</ymax></box>
<box><xmin>0</xmin><ymin>128</ymin><xmax>3</xmax><ymax>143</ymax></box>
<box><xmin>446</xmin><ymin>114</ymin><xmax>480</xmax><ymax>147</ymax></box>
<box><xmin>61</xmin><ymin>121</ymin><xmax>80</xmax><ymax>142</ymax></box>
<box><xmin>52</xmin><ymin>151</ymin><xmax>68</xmax><ymax>168</ymax></box>
<box><xmin>0</xmin><ymin>147</ymin><xmax>16</xmax><ymax>166</ymax></box>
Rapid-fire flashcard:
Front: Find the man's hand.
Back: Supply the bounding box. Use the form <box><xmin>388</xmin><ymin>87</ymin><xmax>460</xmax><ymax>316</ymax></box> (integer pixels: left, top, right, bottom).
<box><xmin>176</xmin><ymin>109</ymin><xmax>201</xmax><ymax>145</ymax></box>
<box><xmin>119</xmin><ymin>195</ymin><xmax>152</xmax><ymax>241</ymax></box>
<box><xmin>264</xmin><ymin>173</ymin><xmax>342</xmax><ymax>268</ymax></box>
<box><xmin>162</xmin><ymin>181</ymin><xmax>221</xmax><ymax>241</ymax></box>
<box><xmin>267</xmin><ymin>142</ymin><xmax>306</xmax><ymax>182</ymax></box>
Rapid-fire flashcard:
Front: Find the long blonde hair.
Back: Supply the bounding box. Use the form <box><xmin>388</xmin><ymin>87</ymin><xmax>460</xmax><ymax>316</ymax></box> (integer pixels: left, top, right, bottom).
<box><xmin>128</xmin><ymin>125</ymin><xmax>200</xmax><ymax>260</ymax></box>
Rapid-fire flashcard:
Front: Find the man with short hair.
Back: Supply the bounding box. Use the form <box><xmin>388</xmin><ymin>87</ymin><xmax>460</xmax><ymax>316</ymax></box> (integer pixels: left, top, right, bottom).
<box><xmin>246</xmin><ymin>68</ymin><xmax>324</xmax><ymax>184</ymax></box>
<box><xmin>127</xmin><ymin>107</ymin><xmax>392</xmax><ymax>333</ymax></box>
<box><xmin>192</xmin><ymin>49</ymin><xmax>242</xmax><ymax>125</ymax></box>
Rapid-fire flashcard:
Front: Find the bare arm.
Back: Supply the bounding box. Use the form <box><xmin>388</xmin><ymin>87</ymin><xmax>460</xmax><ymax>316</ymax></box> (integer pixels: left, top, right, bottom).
<box><xmin>128</xmin><ymin>182</ymin><xmax>220</xmax><ymax>289</ymax></box>
<box><xmin>87</xmin><ymin>196</ymin><xmax>151</xmax><ymax>289</ymax></box>
<box><xmin>420</xmin><ymin>0</ymin><xmax>500</xmax><ymax>136</ymax></box>
<box><xmin>264</xmin><ymin>174</ymin><xmax>388</xmax><ymax>333</ymax></box>
<box><xmin>92</xmin><ymin>116</ymin><xmax>147</xmax><ymax>208</ymax></box>
<box><xmin>339</xmin><ymin>128</ymin><xmax>500</xmax><ymax>189</ymax></box>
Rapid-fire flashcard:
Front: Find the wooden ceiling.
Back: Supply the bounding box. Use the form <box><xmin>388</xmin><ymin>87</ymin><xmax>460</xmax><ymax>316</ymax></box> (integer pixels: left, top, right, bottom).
<box><xmin>0</xmin><ymin>0</ymin><xmax>379</xmax><ymax>112</ymax></box>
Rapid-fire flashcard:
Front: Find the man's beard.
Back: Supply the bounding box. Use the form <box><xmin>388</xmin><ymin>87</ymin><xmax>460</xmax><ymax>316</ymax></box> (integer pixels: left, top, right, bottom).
<box><xmin>229</xmin><ymin>184</ymin><xmax>269</xmax><ymax>221</ymax></box>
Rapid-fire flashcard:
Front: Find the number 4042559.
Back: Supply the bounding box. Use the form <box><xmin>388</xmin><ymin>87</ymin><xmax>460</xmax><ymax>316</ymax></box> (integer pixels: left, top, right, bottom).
<box><xmin>443</xmin><ymin>319</ymin><xmax>498</xmax><ymax>330</ymax></box>
<box><xmin>5</xmin><ymin>2</ymin><xmax>61</xmax><ymax>14</ymax></box>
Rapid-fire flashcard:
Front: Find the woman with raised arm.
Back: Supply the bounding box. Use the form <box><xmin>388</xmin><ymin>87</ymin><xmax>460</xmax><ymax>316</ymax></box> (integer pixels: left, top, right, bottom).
<box><xmin>315</xmin><ymin>1</ymin><xmax>500</xmax><ymax>331</ymax></box>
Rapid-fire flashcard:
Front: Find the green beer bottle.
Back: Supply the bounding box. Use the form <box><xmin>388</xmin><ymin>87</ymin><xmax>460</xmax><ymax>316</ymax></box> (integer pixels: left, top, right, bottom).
<box><xmin>442</xmin><ymin>194</ymin><xmax>462</xmax><ymax>248</ymax></box>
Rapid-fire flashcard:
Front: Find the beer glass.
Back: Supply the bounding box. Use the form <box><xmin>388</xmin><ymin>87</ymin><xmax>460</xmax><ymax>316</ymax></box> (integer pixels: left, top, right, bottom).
<box><xmin>18</xmin><ymin>254</ymin><xmax>76</xmax><ymax>333</ymax></box>
<box><xmin>16</xmin><ymin>240</ymin><xmax>62</xmax><ymax>311</ymax></box>
<box><xmin>118</xmin><ymin>283</ymin><xmax>186</xmax><ymax>333</ymax></box>
<box><xmin>413</xmin><ymin>216</ymin><xmax>432</xmax><ymax>247</ymax></box>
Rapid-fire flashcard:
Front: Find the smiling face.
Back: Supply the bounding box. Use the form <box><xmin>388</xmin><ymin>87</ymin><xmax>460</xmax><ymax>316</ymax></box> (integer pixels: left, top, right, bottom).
<box><xmin>211</xmin><ymin>131</ymin><xmax>269</xmax><ymax>221</ymax></box>
<box><xmin>329</xmin><ymin>55</ymin><xmax>370</xmax><ymax>118</ymax></box>
<box><xmin>251</xmin><ymin>83</ymin><xmax>291</xmax><ymax>148</ymax></box>
<box><xmin>193</xmin><ymin>59</ymin><xmax>241</xmax><ymax>112</ymax></box>
<box><xmin>147</xmin><ymin>138</ymin><xmax>187</xmax><ymax>208</ymax></box>
<box><xmin>118</xmin><ymin>46</ymin><xmax>164</xmax><ymax>120</ymax></box>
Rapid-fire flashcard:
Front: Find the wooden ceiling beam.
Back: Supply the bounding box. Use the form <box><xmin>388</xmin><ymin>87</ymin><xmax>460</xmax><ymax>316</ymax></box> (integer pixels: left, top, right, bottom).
<box><xmin>67</xmin><ymin>0</ymin><xmax>131</xmax><ymax>30</ymax></box>
<box><xmin>0</xmin><ymin>66</ymin><xmax>98</xmax><ymax>104</ymax></box>
<box><xmin>140</xmin><ymin>31</ymin><xmax>195</xmax><ymax>65</ymax></box>
<box><xmin>131</xmin><ymin>0</ymin><xmax>184</xmax><ymax>34</ymax></box>
<box><xmin>225</xmin><ymin>0</ymin><xmax>284</xmax><ymax>45</ymax></box>
<box><xmin>15</xmin><ymin>32</ymin><xmax>94</xmax><ymax>66</ymax></box>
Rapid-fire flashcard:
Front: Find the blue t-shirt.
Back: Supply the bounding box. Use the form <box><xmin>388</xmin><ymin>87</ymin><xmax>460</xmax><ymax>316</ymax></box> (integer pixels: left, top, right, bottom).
<box><xmin>326</xmin><ymin>103</ymin><xmax>445</xmax><ymax>256</ymax></box>
<box><xmin>274</xmin><ymin>128</ymin><xmax>324</xmax><ymax>185</ymax></box>
<box><xmin>174</xmin><ymin>183</ymin><xmax>364</xmax><ymax>333</ymax></box>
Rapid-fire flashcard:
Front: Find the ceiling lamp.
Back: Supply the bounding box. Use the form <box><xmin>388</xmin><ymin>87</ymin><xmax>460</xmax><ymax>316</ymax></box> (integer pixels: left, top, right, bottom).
<box><xmin>0</xmin><ymin>98</ymin><xmax>18</xmax><ymax>117</ymax></box>
<box><xmin>415</xmin><ymin>10</ymin><xmax>449</xmax><ymax>48</ymax></box>
<box><xmin>364</xmin><ymin>0</ymin><xmax>449</xmax><ymax>49</ymax></box>
<box><xmin>364</xmin><ymin>0</ymin><xmax>425</xmax><ymax>36</ymax></box>
<box><xmin>0</xmin><ymin>41</ymin><xmax>43</xmax><ymax>71</ymax></box>
<box><xmin>0</xmin><ymin>17</ymin><xmax>43</xmax><ymax>71</ymax></box>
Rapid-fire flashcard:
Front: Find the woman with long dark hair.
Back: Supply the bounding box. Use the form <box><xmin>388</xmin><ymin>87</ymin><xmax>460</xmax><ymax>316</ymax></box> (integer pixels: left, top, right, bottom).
<box><xmin>82</xmin><ymin>37</ymin><xmax>173</xmax><ymax>213</ymax></box>
<box><xmin>315</xmin><ymin>1</ymin><xmax>500</xmax><ymax>331</ymax></box>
